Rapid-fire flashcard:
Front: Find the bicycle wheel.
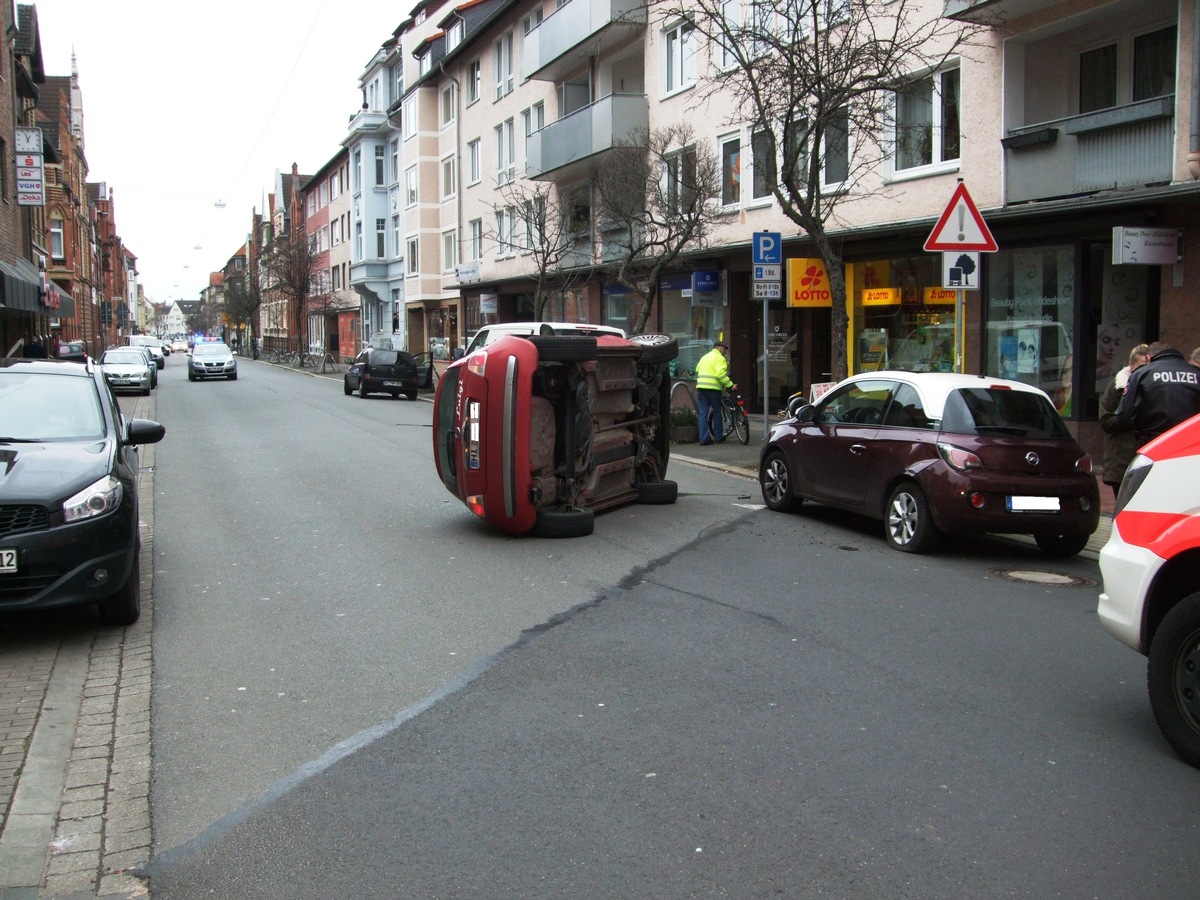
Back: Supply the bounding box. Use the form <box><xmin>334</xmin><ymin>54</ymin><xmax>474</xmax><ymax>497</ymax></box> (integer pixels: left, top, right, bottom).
<box><xmin>734</xmin><ymin>407</ymin><xmax>750</xmax><ymax>445</ymax></box>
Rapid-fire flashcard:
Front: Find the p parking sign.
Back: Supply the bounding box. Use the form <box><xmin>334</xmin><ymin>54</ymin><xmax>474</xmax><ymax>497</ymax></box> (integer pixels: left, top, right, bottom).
<box><xmin>753</xmin><ymin>232</ymin><xmax>782</xmax><ymax>266</ymax></box>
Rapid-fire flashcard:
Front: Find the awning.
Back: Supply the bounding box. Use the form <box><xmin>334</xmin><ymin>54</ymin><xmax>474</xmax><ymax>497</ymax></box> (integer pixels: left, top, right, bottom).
<box><xmin>0</xmin><ymin>260</ymin><xmax>39</xmax><ymax>312</ymax></box>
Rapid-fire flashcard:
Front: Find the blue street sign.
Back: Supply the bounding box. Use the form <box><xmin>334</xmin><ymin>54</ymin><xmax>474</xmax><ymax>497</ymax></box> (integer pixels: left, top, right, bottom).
<box><xmin>752</xmin><ymin>232</ymin><xmax>782</xmax><ymax>266</ymax></box>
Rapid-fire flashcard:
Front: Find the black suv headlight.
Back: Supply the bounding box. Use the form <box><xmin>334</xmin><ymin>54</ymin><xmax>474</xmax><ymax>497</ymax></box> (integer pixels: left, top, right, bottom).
<box><xmin>64</xmin><ymin>475</ymin><xmax>123</xmax><ymax>523</ymax></box>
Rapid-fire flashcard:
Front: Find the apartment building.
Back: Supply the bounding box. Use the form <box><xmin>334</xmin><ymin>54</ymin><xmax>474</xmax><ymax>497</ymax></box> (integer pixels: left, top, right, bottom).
<box><xmin>344</xmin><ymin>38</ymin><xmax>408</xmax><ymax>351</ymax></box>
<box><xmin>304</xmin><ymin>147</ymin><xmax>359</xmax><ymax>359</ymax></box>
<box><xmin>390</xmin><ymin>0</ymin><xmax>1198</xmax><ymax>460</ymax></box>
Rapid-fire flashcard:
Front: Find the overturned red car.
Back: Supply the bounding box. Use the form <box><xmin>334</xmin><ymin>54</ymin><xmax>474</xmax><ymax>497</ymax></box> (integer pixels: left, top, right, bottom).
<box><xmin>432</xmin><ymin>331</ymin><xmax>679</xmax><ymax>537</ymax></box>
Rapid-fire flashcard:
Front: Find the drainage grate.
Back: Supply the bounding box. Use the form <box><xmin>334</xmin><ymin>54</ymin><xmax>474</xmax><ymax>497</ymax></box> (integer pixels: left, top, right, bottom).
<box><xmin>987</xmin><ymin>568</ymin><xmax>1098</xmax><ymax>588</ymax></box>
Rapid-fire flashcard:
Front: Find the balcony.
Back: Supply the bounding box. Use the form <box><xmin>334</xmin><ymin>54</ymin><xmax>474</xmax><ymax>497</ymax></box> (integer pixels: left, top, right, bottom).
<box><xmin>943</xmin><ymin>0</ymin><xmax>1047</xmax><ymax>22</ymax></box>
<box><xmin>527</xmin><ymin>93</ymin><xmax>648</xmax><ymax>180</ymax></box>
<box><xmin>522</xmin><ymin>0</ymin><xmax>646</xmax><ymax>83</ymax></box>
<box><xmin>1002</xmin><ymin>97</ymin><xmax>1174</xmax><ymax>203</ymax></box>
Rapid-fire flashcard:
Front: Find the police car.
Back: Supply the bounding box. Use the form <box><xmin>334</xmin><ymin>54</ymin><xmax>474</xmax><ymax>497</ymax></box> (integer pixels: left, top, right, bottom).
<box><xmin>1098</xmin><ymin>411</ymin><xmax>1200</xmax><ymax>766</ymax></box>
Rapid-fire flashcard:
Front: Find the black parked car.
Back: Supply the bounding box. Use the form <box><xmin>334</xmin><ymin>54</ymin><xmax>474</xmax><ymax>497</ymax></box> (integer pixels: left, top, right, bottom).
<box><xmin>343</xmin><ymin>348</ymin><xmax>419</xmax><ymax>400</ymax></box>
<box><xmin>0</xmin><ymin>359</ymin><xmax>165</xmax><ymax>625</ymax></box>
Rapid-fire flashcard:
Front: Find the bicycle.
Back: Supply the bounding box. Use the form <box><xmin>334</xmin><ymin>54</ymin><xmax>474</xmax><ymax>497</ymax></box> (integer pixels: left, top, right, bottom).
<box><xmin>706</xmin><ymin>391</ymin><xmax>751</xmax><ymax>445</ymax></box>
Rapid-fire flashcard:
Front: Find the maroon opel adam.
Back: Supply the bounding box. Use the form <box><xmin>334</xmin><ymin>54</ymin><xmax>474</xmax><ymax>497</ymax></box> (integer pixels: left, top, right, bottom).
<box><xmin>433</xmin><ymin>331</ymin><xmax>679</xmax><ymax>537</ymax></box>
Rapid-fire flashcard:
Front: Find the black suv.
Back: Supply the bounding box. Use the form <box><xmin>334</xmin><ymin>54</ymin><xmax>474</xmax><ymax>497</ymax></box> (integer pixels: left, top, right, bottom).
<box><xmin>0</xmin><ymin>359</ymin><xmax>165</xmax><ymax>625</ymax></box>
<box><xmin>344</xmin><ymin>349</ymin><xmax>419</xmax><ymax>400</ymax></box>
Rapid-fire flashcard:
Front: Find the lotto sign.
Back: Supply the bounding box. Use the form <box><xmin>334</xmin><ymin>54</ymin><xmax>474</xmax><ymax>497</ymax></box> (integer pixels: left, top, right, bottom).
<box><xmin>787</xmin><ymin>259</ymin><xmax>833</xmax><ymax>308</ymax></box>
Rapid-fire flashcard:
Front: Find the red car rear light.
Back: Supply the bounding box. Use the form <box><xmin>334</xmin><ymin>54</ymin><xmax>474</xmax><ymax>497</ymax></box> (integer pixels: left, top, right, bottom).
<box><xmin>1075</xmin><ymin>453</ymin><xmax>1094</xmax><ymax>475</ymax></box>
<box><xmin>937</xmin><ymin>442</ymin><xmax>983</xmax><ymax>471</ymax></box>
<box><xmin>467</xmin><ymin>351</ymin><xmax>488</xmax><ymax>376</ymax></box>
<box><xmin>466</xmin><ymin>494</ymin><xmax>486</xmax><ymax>518</ymax></box>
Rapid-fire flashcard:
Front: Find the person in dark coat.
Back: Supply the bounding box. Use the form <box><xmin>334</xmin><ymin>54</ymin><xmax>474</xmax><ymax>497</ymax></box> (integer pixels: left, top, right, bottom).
<box><xmin>1099</xmin><ymin>343</ymin><xmax>1150</xmax><ymax>497</ymax></box>
<box><xmin>23</xmin><ymin>335</ymin><xmax>47</xmax><ymax>358</ymax></box>
<box><xmin>1112</xmin><ymin>341</ymin><xmax>1200</xmax><ymax>444</ymax></box>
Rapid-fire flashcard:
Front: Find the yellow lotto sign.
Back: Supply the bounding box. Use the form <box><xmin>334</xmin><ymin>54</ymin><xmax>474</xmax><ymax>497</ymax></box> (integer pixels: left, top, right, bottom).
<box><xmin>861</xmin><ymin>288</ymin><xmax>901</xmax><ymax>306</ymax></box>
<box><xmin>787</xmin><ymin>258</ymin><xmax>833</xmax><ymax>308</ymax></box>
<box><xmin>924</xmin><ymin>287</ymin><xmax>958</xmax><ymax>305</ymax></box>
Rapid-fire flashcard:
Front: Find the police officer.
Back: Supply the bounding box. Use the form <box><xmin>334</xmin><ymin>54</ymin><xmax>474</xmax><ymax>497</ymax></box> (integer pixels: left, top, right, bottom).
<box><xmin>1113</xmin><ymin>341</ymin><xmax>1200</xmax><ymax>444</ymax></box>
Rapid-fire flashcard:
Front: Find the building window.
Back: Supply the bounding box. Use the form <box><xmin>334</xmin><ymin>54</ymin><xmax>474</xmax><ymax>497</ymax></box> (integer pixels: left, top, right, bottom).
<box><xmin>495</xmin><ymin>207</ymin><xmax>516</xmax><ymax>255</ymax></box>
<box><xmin>403</xmin><ymin>97</ymin><xmax>417</xmax><ymax>139</ymax></box>
<box><xmin>353</xmin><ymin>149</ymin><xmax>362</xmax><ymax>191</ymax></box>
<box><xmin>356</xmin><ymin>221</ymin><xmax>363</xmax><ymax>259</ymax></box>
<box><xmin>751</xmin><ymin>129</ymin><xmax>773</xmax><ymax>200</ymax></box>
<box><xmin>522</xmin><ymin>6</ymin><xmax>543</xmax><ymax>35</ymax></box>
<box><xmin>376</xmin><ymin>219</ymin><xmax>386</xmax><ymax>258</ymax></box>
<box><xmin>447</xmin><ymin>19</ymin><xmax>464</xmax><ymax>50</ymax></box>
<box><xmin>406</xmin><ymin>166</ymin><xmax>418</xmax><ymax>206</ymax></box>
<box><xmin>719</xmin><ymin>0</ymin><xmax>740</xmax><ymax>69</ymax></box>
<box><xmin>391</xmin><ymin>140</ymin><xmax>400</xmax><ymax>183</ymax></box>
<box><xmin>467</xmin><ymin>138</ymin><xmax>481</xmax><ymax>184</ymax></box>
<box><xmin>522</xmin><ymin>102</ymin><xmax>544</xmax><ymax>172</ymax></box>
<box><xmin>375</xmin><ymin>145</ymin><xmax>386</xmax><ymax>186</ymax></box>
<box><xmin>824</xmin><ymin>105</ymin><xmax>850</xmax><ymax>187</ymax></box>
<box><xmin>894</xmin><ymin>66</ymin><xmax>959</xmax><ymax>172</ymax></box>
<box><xmin>407</xmin><ymin>237</ymin><xmax>419</xmax><ymax>274</ymax></box>
<box><xmin>1079</xmin><ymin>44</ymin><xmax>1118</xmax><ymax>114</ymax></box>
<box><xmin>494</xmin><ymin>118</ymin><xmax>515</xmax><ymax>184</ymax></box>
<box><xmin>467</xmin><ymin>60</ymin><xmax>481</xmax><ymax>104</ymax></box>
<box><xmin>522</xmin><ymin>196</ymin><xmax>546</xmax><ymax>250</ymax></box>
<box><xmin>494</xmin><ymin>31</ymin><xmax>514</xmax><ymax>100</ymax></box>
<box><xmin>1134</xmin><ymin>27</ymin><xmax>1176</xmax><ymax>101</ymax></box>
<box><xmin>469</xmin><ymin>218</ymin><xmax>483</xmax><ymax>260</ymax></box>
<box><xmin>443</xmin><ymin>230</ymin><xmax>458</xmax><ymax>271</ymax></box>
<box><xmin>392</xmin><ymin>215</ymin><xmax>400</xmax><ymax>256</ymax></box>
<box><xmin>51</xmin><ymin>215</ymin><xmax>65</xmax><ymax>260</ymax></box>
<box><xmin>664</xmin><ymin>20</ymin><xmax>696</xmax><ymax>94</ymax></box>
<box><xmin>442</xmin><ymin>156</ymin><xmax>456</xmax><ymax>198</ymax></box>
<box><xmin>419</xmin><ymin>51</ymin><xmax>431</xmax><ymax>77</ymax></box>
<box><xmin>441</xmin><ymin>84</ymin><xmax>456</xmax><ymax>127</ymax></box>
<box><xmin>719</xmin><ymin>134</ymin><xmax>740</xmax><ymax>206</ymax></box>
<box><xmin>666</xmin><ymin>146</ymin><xmax>697</xmax><ymax>213</ymax></box>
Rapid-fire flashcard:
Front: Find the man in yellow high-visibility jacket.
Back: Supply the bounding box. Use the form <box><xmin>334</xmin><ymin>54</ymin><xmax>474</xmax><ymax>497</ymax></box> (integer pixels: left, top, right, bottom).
<box><xmin>695</xmin><ymin>342</ymin><xmax>736</xmax><ymax>445</ymax></box>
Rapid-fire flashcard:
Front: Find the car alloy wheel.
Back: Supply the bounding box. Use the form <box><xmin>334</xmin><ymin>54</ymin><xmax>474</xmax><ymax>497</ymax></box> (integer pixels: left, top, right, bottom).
<box><xmin>884</xmin><ymin>482</ymin><xmax>937</xmax><ymax>553</ymax></box>
<box><xmin>760</xmin><ymin>450</ymin><xmax>800</xmax><ymax>512</ymax></box>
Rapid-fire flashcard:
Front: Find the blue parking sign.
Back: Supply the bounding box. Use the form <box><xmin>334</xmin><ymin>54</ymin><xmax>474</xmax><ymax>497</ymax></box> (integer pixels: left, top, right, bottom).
<box><xmin>752</xmin><ymin>232</ymin><xmax>782</xmax><ymax>266</ymax></box>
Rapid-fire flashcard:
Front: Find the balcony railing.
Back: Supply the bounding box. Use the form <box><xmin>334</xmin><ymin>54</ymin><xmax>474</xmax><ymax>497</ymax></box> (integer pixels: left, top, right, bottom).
<box><xmin>1002</xmin><ymin>96</ymin><xmax>1174</xmax><ymax>203</ymax></box>
<box><xmin>522</xmin><ymin>0</ymin><xmax>646</xmax><ymax>83</ymax></box>
<box><xmin>527</xmin><ymin>93</ymin><xmax>649</xmax><ymax>180</ymax></box>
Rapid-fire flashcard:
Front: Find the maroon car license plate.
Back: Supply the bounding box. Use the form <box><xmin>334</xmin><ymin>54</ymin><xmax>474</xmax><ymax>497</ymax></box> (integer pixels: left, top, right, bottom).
<box><xmin>1007</xmin><ymin>495</ymin><xmax>1060</xmax><ymax>513</ymax></box>
<box><xmin>0</xmin><ymin>548</ymin><xmax>16</xmax><ymax>573</ymax></box>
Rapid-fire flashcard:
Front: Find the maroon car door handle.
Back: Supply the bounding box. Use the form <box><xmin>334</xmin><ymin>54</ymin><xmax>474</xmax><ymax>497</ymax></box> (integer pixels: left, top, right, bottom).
<box><xmin>850</xmin><ymin>444</ymin><xmax>867</xmax><ymax>454</ymax></box>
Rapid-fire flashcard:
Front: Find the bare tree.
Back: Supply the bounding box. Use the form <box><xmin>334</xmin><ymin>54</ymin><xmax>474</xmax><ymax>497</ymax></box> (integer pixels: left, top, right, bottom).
<box><xmin>260</xmin><ymin>228</ymin><xmax>319</xmax><ymax>357</ymax></box>
<box><xmin>658</xmin><ymin>0</ymin><xmax>980</xmax><ymax>378</ymax></box>
<box><xmin>591</xmin><ymin>122</ymin><xmax>722</xmax><ymax>335</ymax></box>
<box><xmin>493</xmin><ymin>179</ymin><xmax>596</xmax><ymax>321</ymax></box>
<box><xmin>218</xmin><ymin>274</ymin><xmax>262</xmax><ymax>348</ymax></box>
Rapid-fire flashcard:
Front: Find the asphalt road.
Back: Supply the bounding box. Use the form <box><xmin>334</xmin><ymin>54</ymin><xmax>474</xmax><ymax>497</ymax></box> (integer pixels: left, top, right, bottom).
<box><xmin>143</xmin><ymin>356</ymin><xmax>1199</xmax><ymax>898</ymax></box>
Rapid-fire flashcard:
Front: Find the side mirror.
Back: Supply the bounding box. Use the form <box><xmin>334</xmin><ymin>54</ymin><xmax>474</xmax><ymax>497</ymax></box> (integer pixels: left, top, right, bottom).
<box><xmin>451</xmin><ymin>347</ymin><xmax>465</xmax><ymax>360</ymax></box>
<box><xmin>793</xmin><ymin>402</ymin><xmax>817</xmax><ymax>423</ymax></box>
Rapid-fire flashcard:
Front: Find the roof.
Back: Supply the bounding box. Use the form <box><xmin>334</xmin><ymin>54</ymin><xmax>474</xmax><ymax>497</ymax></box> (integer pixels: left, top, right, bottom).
<box><xmin>835</xmin><ymin>371</ymin><xmax>1051</xmax><ymax>418</ymax></box>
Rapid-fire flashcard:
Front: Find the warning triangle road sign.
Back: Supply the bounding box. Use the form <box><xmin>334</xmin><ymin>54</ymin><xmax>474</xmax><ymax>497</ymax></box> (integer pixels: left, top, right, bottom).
<box><xmin>924</xmin><ymin>182</ymin><xmax>998</xmax><ymax>253</ymax></box>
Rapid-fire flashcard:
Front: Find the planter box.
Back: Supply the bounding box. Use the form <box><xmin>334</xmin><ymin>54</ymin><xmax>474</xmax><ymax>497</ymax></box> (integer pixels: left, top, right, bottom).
<box><xmin>671</xmin><ymin>425</ymin><xmax>698</xmax><ymax>444</ymax></box>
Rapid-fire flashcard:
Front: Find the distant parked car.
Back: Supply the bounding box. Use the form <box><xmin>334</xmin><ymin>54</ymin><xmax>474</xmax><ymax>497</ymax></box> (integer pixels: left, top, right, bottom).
<box><xmin>126</xmin><ymin>335</ymin><xmax>164</xmax><ymax>370</ymax></box>
<box><xmin>0</xmin><ymin>358</ymin><xmax>166</xmax><ymax>625</ymax></box>
<box><xmin>57</xmin><ymin>340</ymin><xmax>88</xmax><ymax>363</ymax></box>
<box><xmin>1098</xmin><ymin>412</ymin><xmax>1200</xmax><ymax>768</ymax></box>
<box><xmin>170</xmin><ymin>339</ymin><xmax>188</xmax><ymax>353</ymax></box>
<box><xmin>128</xmin><ymin>346</ymin><xmax>157</xmax><ymax>389</ymax></box>
<box><xmin>98</xmin><ymin>348</ymin><xmax>154</xmax><ymax>395</ymax></box>
<box><xmin>343</xmin><ymin>348</ymin><xmax>419</xmax><ymax>400</ymax></box>
<box><xmin>759</xmin><ymin>371</ymin><xmax>1100</xmax><ymax>555</ymax></box>
<box><xmin>188</xmin><ymin>342</ymin><xmax>237</xmax><ymax>380</ymax></box>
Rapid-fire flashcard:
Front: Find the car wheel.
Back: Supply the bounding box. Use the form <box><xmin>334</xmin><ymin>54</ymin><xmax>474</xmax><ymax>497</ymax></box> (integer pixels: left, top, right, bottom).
<box><xmin>391</xmin><ymin>392</ymin><xmax>401</xmax><ymax>400</ymax></box>
<box><xmin>344</xmin><ymin>379</ymin><xmax>352</xmax><ymax>396</ymax></box>
<box><xmin>636</xmin><ymin>480</ymin><xmax>678</xmax><ymax>504</ymax></box>
<box><xmin>1148</xmin><ymin>593</ymin><xmax>1200</xmax><ymax>768</ymax></box>
<box><xmin>531</xmin><ymin>506</ymin><xmax>595</xmax><ymax>538</ymax></box>
<box><xmin>97</xmin><ymin>554</ymin><xmax>140</xmax><ymax>627</ymax></box>
<box><xmin>188</xmin><ymin>372</ymin><xmax>196</xmax><ymax>381</ymax></box>
<box><xmin>1034</xmin><ymin>531</ymin><xmax>1089</xmax><ymax>557</ymax></box>
<box><xmin>527</xmin><ymin>335</ymin><xmax>598</xmax><ymax>363</ymax></box>
<box><xmin>760</xmin><ymin>450</ymin><xmax>800</xmax><ymax>512</ymax></box>
<box><xmin>359</xmin><ymin>380</ymin><xmax>369</xmax><ymax>399</ymax></box>
<box><xmin>628</xmin><ymin>332</ymin><xmax>679</xmax><ymax>366</ymax></box>
<box><xmin>142</xmin><ymin>386</ymin><xmax>151</xmax><ymax>396</ymax></box>
<box><xmin>884</xmin><ymin>482</ymin><xmax>938</xmax><ymax>553</ymax></box>
<box><xmin>406</xmin><ymin>390</ymin><xmax>418</xmax><ymax>401</ymax></box>
<box><xmin>229</xmin><ymin>372</ymin><xmax>237</xmax><ymax>381</ymax></box>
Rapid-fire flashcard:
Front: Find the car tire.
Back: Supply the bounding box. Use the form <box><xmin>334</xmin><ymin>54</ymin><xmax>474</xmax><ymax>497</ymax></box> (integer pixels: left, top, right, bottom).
<box><xmin>531</xmin><ymin>506</ymin><xmax>595</xmax><ymax>538</ymax></box>
<box><xmin>188</xmin><ymin>372</ymin><xmax>196</xmax><ymax>382</ymax></box>
<box><xmin>628</xmin><ymin>332</ymin><xmax>679</xmax><ymax>366</ymax></box>
<box><xmin>142</xmin><ymin>386</ymin><xmax>151</xmax><ymax>396</ymax></box>
<box><xmin>760</xmin><ymin>450</ymin><xmax>800</xmax><ymax>512</ymax></box>
<box><xmin>527</xmin><ymin>335</ymin><xmax>598</xmax><ymax>363</ymax></box>
<box><xmin>97</xmin><ymin>554</ymin><xmax>140</xmax><ymax>627</ymax></box>
<box><xmin>406</xmin><ymin>390</ymin><xmax>418</xmax><ymax>401</ymax></box>
<box><xmin>344</xmin><ymin>379</ymin><xmax>352</xmax><ymax>396</ymax></box>
<box><xmin>1034</xmin><ymin>530</ymin><xmax>1089</xmax><ymax>557</ymax></box>
<box><xmin>636</xmin><ymin>479</ymin><xmax>678</xmax><ymax>504</ymax></box>
<box><xmin>1148</xmin><ymin>593</ymin><xmax>1200</xmax><ymax>768</ymax></box>
<box><xmin>884</xmin><ymin>482</ymin><xmax>938</xmax><ymax>553</ymax></box>
<box><xmin>359</xmin><ymin>380</ymin><xmax>369</xmax><ymax>399</ymax></box>
<box><xmin>229</xmin><ymin>372</ymin><xmax>237</xmax><ymax>381</ymax></box>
